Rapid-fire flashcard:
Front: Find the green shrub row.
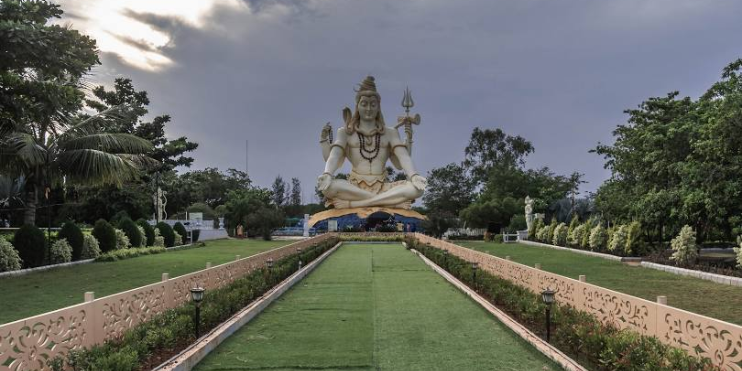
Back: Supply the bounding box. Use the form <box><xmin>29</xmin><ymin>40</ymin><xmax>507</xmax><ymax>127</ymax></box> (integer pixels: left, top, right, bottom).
<box><xmin>336</xmin><ymin>234</ymin><xmax>404</xmax><ymax>242</ymax></box>
<box><xmin>407</xmin><ymin>237</ymin><xmax>718</xmax><ymax>371</ymax></box>
<box><xmin>48</xmin><ymin>237</ymin><xmax>339</xmax><ymax>371</ymax></box>
<box><xmin>96</xmin><ymin>247</ymin><xmax>169</xmax><ymax>262</ymax></box>
<box><xmin>529</xmin><ymin>217</ymin><xmax>651</xmax><ymax>257</ymax></box>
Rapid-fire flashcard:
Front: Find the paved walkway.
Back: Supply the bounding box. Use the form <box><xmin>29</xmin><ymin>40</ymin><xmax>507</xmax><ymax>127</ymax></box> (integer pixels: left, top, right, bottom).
<box><xmin>195</xmin><ymin>243</ymin><xmax>559</xmax><ymax>371</ymax></box>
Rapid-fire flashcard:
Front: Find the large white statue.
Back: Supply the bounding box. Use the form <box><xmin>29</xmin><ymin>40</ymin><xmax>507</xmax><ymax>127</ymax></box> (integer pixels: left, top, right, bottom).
<box><xmin>317</xmin><ymin>76</ymin><xmax>426</xmax><ymax>209</ymax></box>
<box><xmin>525</xmin><ymin>196</ymin><xmax>534</xmax><ymax>231</ymax></box>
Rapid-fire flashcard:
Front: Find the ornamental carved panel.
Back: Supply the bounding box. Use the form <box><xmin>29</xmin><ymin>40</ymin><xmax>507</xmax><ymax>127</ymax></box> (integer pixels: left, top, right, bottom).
<box><xmin>658</xmin><ymin>306</ymin><xmax>742</xmax><ymax>371</ymax></box>
<box><xmin>99</xmin><ymin>284</ymin><xmax>168</xmax><ymax>342</ymax></box>
<box><xmin>0</xmin><ymin>307</ymin><xmax>89</xmax><ymax>371</ymax></box>
<box><xmin>534</xmin><ymin>271</ymin><xmax>579</xmax><ymax>308</ymax></box>
<box><xmin>581</xmin><ymin>285</ymin><xmax>655</xmax><ymax>335</ymax></box>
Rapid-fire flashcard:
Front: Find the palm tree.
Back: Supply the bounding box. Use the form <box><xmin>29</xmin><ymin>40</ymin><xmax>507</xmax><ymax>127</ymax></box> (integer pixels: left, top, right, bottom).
<box><xmin>0</xmin><ymin>106</ymin><xmax>157</xmax><ymax>225</ymax></box>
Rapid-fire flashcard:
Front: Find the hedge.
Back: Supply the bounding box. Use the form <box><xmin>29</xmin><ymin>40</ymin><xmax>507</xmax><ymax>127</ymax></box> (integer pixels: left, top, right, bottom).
<box><xmin>118</xmin><ymin>218</ymin><xmax>142</xmax><ymax>248</ymax></box>
<box><xmin>136</xmin><ymin>219</ymin><xmax>155</xmax><ymax>247</ymax></box>
<box><xmin>14</xmin><ymin>224</ymin><xmax>46</xmax><ymax>268</ymax></box>
<box><xmin>173</xmin><ymin>222</ymin><xmax>187</xmax><ymax>243</ymax></box>
<box><xmin>156</xmin><ymin>222</ymin><xmax>175</xmax><ymax>247</ymax></box>
<box><xmin>58</xmin><ymin>222</ymin><xmax>84</xmax><ymax>261</ymax></box>
<box><xmin>92</xmin><ymin>219</ymin><xmax>117</xmax><ymax>253</ymax></box>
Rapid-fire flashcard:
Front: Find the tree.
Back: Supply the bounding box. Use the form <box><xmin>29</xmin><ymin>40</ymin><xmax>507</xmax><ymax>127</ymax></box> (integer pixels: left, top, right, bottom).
<box><xmin>463</xmin><ymin>127</ymin><xmax>534</xmax><ymax>185</ymax></box>
<box><xmin>0</xmin><ymin>2</ymin><xmax>154</xmax><ymax>225</ymax></box>
<box><xmin>271</xmin><ymin>176</ymin><xmax>287</xmax><ymax>207</ymax></box>
<box><xmin>423</xmin><ymin>163</ymin><xmax>474</xmax><ymax>216</ymax></box>
<box><xmin>86</xmin><ymin>78</ymin><xmax>198</xmax><ymax>171</ymax></box>
<box><xmin>289</xmin><ymin>178</ymin><xmax>302</xmax><ymax>206</ymax></box>
<box><xmin>422</xmin><ymin>211</ymin><xmax>458</xmax><ymax>238</ymax></box>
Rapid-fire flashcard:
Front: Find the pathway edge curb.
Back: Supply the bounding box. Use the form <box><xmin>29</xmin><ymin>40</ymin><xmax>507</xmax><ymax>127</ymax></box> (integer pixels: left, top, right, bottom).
<box><xmin>411</xmin><ymin>248</ymin><xmax>588</xmax><ymax>371</ymax></box>
<box><xmin>153</xmin><ymin>241</ymin><xmax>343</xmax><ymax>371</ymax></box>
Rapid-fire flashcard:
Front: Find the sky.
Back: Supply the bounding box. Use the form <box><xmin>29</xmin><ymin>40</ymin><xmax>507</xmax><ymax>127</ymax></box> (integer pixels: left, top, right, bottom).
<box><xmin>59</xmin><ymin>0</ymin><xmax>742</xmax><ymax>203</ymax></box>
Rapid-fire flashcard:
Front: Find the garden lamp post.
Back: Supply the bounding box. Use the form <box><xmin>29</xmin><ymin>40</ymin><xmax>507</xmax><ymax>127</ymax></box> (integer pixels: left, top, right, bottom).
<box><xmin>190</xmin><ymin>285</ymin><xmax>205</xmax><ymax>338</ymax></box>
<box><xmin>443</xmin><ymin>250</ymin><xmax>449</xmax><ymax>269</ymax></box>
<box><xmin>267</xmin><ymin>258</ymin><xmax>274</xmax><ymax>270</ymax></box>
<box><xmin>471</xmin><ymin>262</ymin><xmax>479</xmax><ymax>287</ymax></box>
<box><xmin>541</xmin><ymin>288</ymin><xmax>555</xmax><ymax>343</ymax></box>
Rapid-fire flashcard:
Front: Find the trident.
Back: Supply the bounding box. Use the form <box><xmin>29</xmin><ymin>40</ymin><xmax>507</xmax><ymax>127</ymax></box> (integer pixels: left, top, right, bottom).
<box><xmin>396</xmin><ymin>86</ymin><xmax>421</xmax><ymax>154</ymax></box>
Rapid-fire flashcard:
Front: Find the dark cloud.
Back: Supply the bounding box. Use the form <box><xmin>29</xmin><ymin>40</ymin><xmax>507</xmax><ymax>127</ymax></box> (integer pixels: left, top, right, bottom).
<box><xmin>121</xmin><ymin>9</ymin><xmax>185</xmax><ymax>34</ymax></box>
<box><xmin>70</xmin><ymin>0</ymin><xmax>742</xmax><ymax>203</ymax></box>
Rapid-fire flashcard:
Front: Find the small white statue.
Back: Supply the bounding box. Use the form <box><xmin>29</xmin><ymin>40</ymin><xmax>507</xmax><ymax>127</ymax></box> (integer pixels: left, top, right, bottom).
<box><xmin>525</xmin><ymin>196</ymin><xmax>534</xmax><ymax>231</ymax></box>
<box><xmin>317</xmin><ymin>76</ymin><xmax>426</xmax><ymax>209</ymax></box>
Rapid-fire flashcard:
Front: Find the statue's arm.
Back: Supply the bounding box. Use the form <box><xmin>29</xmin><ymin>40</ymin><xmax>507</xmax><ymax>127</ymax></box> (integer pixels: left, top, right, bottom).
<box><xmin>323</xmin><ymin>128</ymin><xmax>348</xmax><ymax>175</ymax></box>
<box><xmin>389</xmin><ymin>128</ymin><xmax>419</xmax><ymax>177</ymax></box>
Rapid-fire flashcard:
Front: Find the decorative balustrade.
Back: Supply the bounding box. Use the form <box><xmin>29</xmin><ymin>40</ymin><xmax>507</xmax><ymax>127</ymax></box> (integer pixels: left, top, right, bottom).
<box><xmin>0</xmin><ymin>234</ymin><xmax>334</xmax><ymax>371</ymax></box>
<box><xmin>414</xmin><ymin>233</ymin><xmax>742</xmax><ymax>371</ymax></box>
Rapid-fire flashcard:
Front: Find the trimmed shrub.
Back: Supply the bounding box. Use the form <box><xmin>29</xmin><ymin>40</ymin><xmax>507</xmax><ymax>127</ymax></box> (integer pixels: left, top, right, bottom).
<box><xmin>589</xmin><ymin>224</ymin><xmax>608</xmax><ymax>251</ymax></box>
<box><xmin>118</xmin><ymin>218</ymin><xmax>142</xmax><ymax>248</ymax></box>
<box><xmin>608</xmin><ymin>225</ymin><xmax>629</xmax><ymax>253</ymax></box>
<box><xmin>115</xmin><ymin>228</ymin><xmax>131</xmax><ymax>250</ymax></box>
<box><xmin>671</xmin><ymin>225</ymin><xmax>698</xmax><ymax>267</ymax></box>
<box><xmin>81</xmin><ymin>234</ymin><xmax>101</xmax><ymax>260</ymax></box>
<box><xmin>0</xmin><ymin>238</ymin><xmax>22</xmax><ymax>272</ymax></box>
<box><xmin>547</xmin><ymin>218</ymin><xmax>558</xmax><ymax>243</ymax></box>
<box><xmin>173</xmin><ymin>231</ymin><xmax>183</xmax><ymax>246</ymax></box>
<box><xmin>136</xmin><ymin>226</ymin><xmax>146</xmax><ymax>247</ymax></box>
<box><xmin>507</xmin><ymin>214</ymin><xmax>527</xmax><ymax>232</ymax></box>
<box><xmin>191</xmin><ymin>229</ymin><xmax>201</xmax><ymax>242</ymax></box>
<box><xmin>136</xmin><ymin>219</ymin><xmax>155</xmax><ymax>247</ymax></box>
<box><xmin>567</xmin><ymin>215</ymin><xmax>579</xmax><ymax>237</ymax></box>
<box><xmin>493</xmin><ymin>234</ymin><xmax>503</xmax><ymax>243</ymax></box>
<box><xmin>156</xmin><ymin>222</ymin><xmax>175</xmax><ymax>247</ymax></box>
<box><xmin>92</xmin><ymin>219</ymin><xmax>117</xmax><ymax>253</ymax></box>
<box><xmin>580</xmin><ymin>223</ymin><xmax>591</xmax><ymax>249</ymax></box>
<box><xmin>173</xmin><ymin>222</ymin><xmax>187</xmax><ymax>243</ymax></box>
<box><xmin>734</xmin><ymin>241</ymin><xmax>742</xmax><ymax>269</ymax></box>
<box><xmin>535</xmin><ymin>225</ymin><xmax>548</xmax><ymax>242</ymax></box>
<box><xmin>568</xmin><ymin>224</ymin><xmax>585</xmax><ymax>247</ymax></box>
<box><xmin>625</xmin><ymin>221</ymin><xmax>644</xmax><ymax>256</ymax></box>
<box><xmin>49</xmin><ymin>239</ymin><xmax>73</xmax><ymax>264</ymax></box>
<box><xmin>528</xmin><ymin>218</ymin><xmax>544</xmax><ymax>240</ymax></box>
<box><xmin>552</xmin><ymin>222</ymin><xmax>568</xmax><ymax>246</ymax></box>
<box><xmin>58</xmin><ymin>222</ymin><xmax>84</xmax><ymax>261</ymax></box>
<box><xmin>14</xmin><ymin>224</ymin><xmax>46</xmax><ymax>268</ymax></box>
<box><xmin>153</xmin><ymin>228</ymin><xmax>165</xmax><ymax>248</ymax></box>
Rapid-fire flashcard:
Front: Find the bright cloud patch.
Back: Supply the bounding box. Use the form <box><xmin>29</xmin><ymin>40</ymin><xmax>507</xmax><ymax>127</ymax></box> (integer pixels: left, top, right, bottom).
<box><xmin>59</xmin><ymin>0</ymin><xmax>244</xmax><ymax>71</ymax></box>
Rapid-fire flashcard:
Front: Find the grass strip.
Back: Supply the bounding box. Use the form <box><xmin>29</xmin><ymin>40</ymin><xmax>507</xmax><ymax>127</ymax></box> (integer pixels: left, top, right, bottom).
<box><xmin>0</xmin><ymin>239</ymin><xmax>289</xmax><ymax>324</ymax></box>
<box><xmin>458</xmin><ymin>241</ymin><xmax>742</xmax><ymax>325</ymax></box>
<box><xmin>195</xmin><ymin>243</ymin><xmax>559</xmax><ymax>371</ymax></box>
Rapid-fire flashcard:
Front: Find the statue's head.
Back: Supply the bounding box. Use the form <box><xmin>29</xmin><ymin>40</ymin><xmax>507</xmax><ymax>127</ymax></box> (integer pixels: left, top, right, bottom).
<box><xmin>347</xmin><ymin>76</ymin><xmax>385</xmax><ymax>134</ymax></box>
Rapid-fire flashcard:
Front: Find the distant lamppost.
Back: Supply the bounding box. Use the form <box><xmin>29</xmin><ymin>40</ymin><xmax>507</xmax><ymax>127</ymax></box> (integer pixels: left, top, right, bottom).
<box><xmin>267</xmin><ymin>258</ymin><xmax>274</xmax><ymax>270</ymax></box>
<box><xmin>190</xmin><ymin>285</ymin><xmax>205</xmax><ymax>338</ymax></box>
<box><xmin>443</xmin><ymin>250</ymin><xmax>449</xmax><ymax>269</ymax></box>
<box><xmin>541</xmin><ymin>288</ymin><xmax>556</xmax><ymax>343</ymax></box>
<box><xmin>471</xmin><ymin>262</ymin><xmax>479</xmax><ymax>286</ymax></box>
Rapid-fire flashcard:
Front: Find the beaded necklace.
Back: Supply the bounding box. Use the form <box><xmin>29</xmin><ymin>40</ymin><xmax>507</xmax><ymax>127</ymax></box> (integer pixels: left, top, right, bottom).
<box><xmin>357</xmin><ymin>132</ymin><xmax>381</xmax><ymax>163</ymax></box>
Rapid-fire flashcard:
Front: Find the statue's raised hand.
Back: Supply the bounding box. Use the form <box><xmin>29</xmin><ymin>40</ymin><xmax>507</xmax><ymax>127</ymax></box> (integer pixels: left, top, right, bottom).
<box><xmin>410</xmin><ymin>174</ymin><xmax>427</xmax><ymax>192</ymax></box>
<box><xmin>317</xmin><ymin>173</ymin><xmax>333</xmax><ymax>192</ymax></box>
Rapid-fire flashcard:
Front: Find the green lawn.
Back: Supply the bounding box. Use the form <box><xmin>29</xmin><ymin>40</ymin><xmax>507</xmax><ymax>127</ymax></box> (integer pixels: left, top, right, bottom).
<box><xmin>195</xmin><ymin>243</ymin><xmax>560</xmax><ymax>371</ymax></box>
<box><xmin>0</xmin><ymin>239</ymin><xmax>289</xmax><ymax>324</ymax></box>
<box><xmin>457</xmin><ymin>241</ymin><xmax>742</xmax><ymax>325</ymax></box>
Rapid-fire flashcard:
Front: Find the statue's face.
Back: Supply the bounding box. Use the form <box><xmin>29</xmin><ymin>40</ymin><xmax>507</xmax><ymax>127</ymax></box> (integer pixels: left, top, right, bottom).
<box><xmin>358</xmin><ymin>96</ymin><xmax>379</xmax><ymax>121</ymax></box>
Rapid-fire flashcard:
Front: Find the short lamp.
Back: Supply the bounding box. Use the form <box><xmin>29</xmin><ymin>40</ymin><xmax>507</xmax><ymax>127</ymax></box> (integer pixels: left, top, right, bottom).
<box><xmin>541</xmin><ymin>288</ymin><xmax>556</xmax><ymax>306</ymax></box>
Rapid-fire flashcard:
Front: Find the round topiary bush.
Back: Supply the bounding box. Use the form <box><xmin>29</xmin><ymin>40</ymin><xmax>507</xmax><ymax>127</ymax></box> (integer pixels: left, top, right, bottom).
<box><xmin>136</xmin><ymin>219</ymin><xmax>155</xmax><ymax>247</ymax></box>
<box><xmin>0</xmin><ymin>238</ymin><xmax>22</xmax><ymax>272</ymax></box>
<box><xmin>156</xmin><ymin>222</ymin><xmax>175</xmax><ymax>247</ymax></box>
<box><xmin>92</xmin><ymin>219</ymin><xmax>117</xmax><ymax>253</ymax></box>
<box><xmin>173</xmin><ymin>222</ymin><xmax>187</xmax><ymax>242</ymax></box>
<box><xmin>13</xmin><ymin>224</ymin><xmax>46</xmax><ymax>268</ymax></box>
<box><xmin>58</xmin><ymin>222</ymin><xmax>84</xmax><ymax>261</ymax></box>
<box><xmin>81</xmin><ymin>234</ymin><xmax>101</xmax><ymax>260</ymax></box>
<box><xmin>153</xmin><ymin>228</ymin><xmax>165</xmax><ymax>247</ymax></box>
<box><xmin>118</xmin><ymin>218</ymin><xmax>142</xmax><ymax>248</ymax></box>
<box><xmin>191</xmin><ymin>229</ymin><xmax>200</xmax><ymax>243</ymax></box>
<box><xmin>49</xmin><ymin>238</ymin><xmax>73</xmax><ymax>264</ymax></box>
